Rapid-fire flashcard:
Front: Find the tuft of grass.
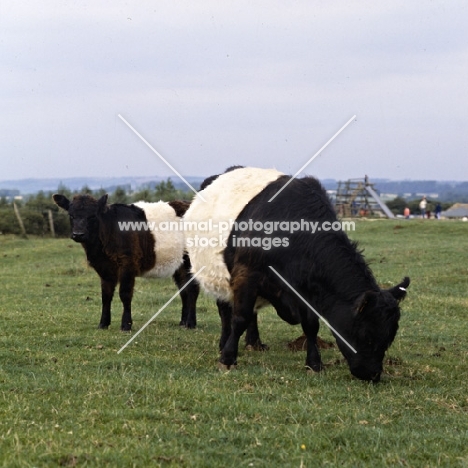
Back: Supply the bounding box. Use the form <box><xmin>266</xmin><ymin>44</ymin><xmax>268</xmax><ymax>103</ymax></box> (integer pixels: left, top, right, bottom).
<box><xmin>0</xmin><ymin>222</ymin><xmax>467</xmax><ymax>467</ymax></box>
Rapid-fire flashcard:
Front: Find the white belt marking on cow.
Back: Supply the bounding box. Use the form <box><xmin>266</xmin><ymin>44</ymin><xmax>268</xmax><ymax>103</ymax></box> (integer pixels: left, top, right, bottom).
<box><xmin>184</xmin><ymin>167</ymin><xmax>284</xmax><ymax>302</ymax></box>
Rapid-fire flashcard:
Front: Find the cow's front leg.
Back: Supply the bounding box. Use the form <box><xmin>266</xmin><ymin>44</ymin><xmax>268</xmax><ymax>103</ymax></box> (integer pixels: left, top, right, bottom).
<box><xmin>219</xmin><ymin>273</ymin><xmax>257</xmax><ymax>369</ymax></box>
<box><xmin>119</xmin><ymin>271</ymin><xmax>135</xmax><ymax>331</ymax></box>
<box><xmin>217</xmin><ymin>299</ymin><xmax>232</xmax><ymax>352</ymax></box>
<box><xmin>302</xmin><ymin>315</ymin><xmax>324</xmax><ymax>372</ymax></box>
<box><xmin>99</xmin><ymin>276</ymin><xmax>117</xmax><ymax>329</ymax></box>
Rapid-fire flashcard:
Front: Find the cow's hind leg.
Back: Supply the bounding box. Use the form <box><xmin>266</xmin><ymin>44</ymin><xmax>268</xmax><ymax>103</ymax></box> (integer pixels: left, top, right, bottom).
<box><xmin>119</xmin><ymin>270</ymin><xmax>135</xmax><ymax>332</ymax></box>
<box><xmin>173</xmin><ymin>254</ymin><xmax>199</xmax><ymax>329</ymax></box>
<box><xmin>245</xmin><ymin>312</ymin><xmax>268</xmax><ymax>351</ymax></box>
<box><xmin>178</xmin><ymin>278</ymin><xmax>199</xmax><ymax>329</ymax></box>
<box><xmin>99</xmin><ymin>276</ymin><xmax>117</xmax><ymax>329</ymax></box>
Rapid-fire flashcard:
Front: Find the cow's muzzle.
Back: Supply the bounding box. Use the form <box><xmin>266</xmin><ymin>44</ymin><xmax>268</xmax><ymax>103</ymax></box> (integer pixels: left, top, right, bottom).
<box><xmin>351</xmin><ymin>366</ymin><xmax>382</xmax><ymax>383</ymax></box>
<box><xmin>71</xmin><ymin>232</ymin><xmax>86</xmax><ymax>242</ymax></box>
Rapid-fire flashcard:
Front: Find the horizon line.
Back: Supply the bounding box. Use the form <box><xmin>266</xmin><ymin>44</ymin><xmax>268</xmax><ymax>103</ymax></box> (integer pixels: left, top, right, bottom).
<box><xmin>2</xmin><ymin>174</ymin><xmax>467</xmax><ymax>184</ymax></box>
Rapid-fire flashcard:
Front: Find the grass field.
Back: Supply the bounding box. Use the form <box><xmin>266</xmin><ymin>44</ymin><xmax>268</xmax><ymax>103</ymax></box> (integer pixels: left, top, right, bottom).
<box><xmin>0</xmin><ymin>220</ymin><xmax>467</xmax><ymax>467</ymax></box>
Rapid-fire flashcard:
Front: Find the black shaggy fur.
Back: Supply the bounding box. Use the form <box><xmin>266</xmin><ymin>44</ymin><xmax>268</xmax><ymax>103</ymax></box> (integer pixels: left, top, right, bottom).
<box><xmin>219</xmin><ymin>174</ymin><xmax>409</xmax><ymax>382</ymax></box>
<box><xmin>53</xmin><ymin>193</ymin><xmax>199</xmax><ymax>331</ymax></box>
<box><xmin>199</xmin><ymin>165</ymin><xmax>245</xmax><ymax>190</ymax></box>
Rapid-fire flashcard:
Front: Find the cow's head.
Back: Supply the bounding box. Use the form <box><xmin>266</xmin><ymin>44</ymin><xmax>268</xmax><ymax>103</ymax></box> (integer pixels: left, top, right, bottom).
<box><xmin>53</xmin><ymin>193</ymin><xmax>108</xmax><ymax>243</ymax></box>
<box><xmin>335</xmin><ymin>276</ymin><xmax>410</xmax><ymax>382</ymax></box>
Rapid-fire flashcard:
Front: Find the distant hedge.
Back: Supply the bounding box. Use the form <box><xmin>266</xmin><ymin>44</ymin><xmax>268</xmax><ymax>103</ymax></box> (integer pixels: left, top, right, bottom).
<box><xmin>0</xmin><ymin>179</ymin><xmax>193</xmax><ymax>237</ymax></box>
<box><xmin>0</xmin><ymin>206</ymin><xmax>70</xmax><ymax>237</ymax></box>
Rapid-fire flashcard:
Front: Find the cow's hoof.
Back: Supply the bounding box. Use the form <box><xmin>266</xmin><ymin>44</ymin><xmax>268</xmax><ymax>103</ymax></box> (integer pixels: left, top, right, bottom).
<box><xmin>218</xmin><ymin>362</ymin><xmax>237</xmax><ymax>371</ymax></box>
<box><xmin>120</xmin><ymin>328</ymin><xmax>132</xmax><ymax>333</ymax></box>
<box><xmin>245</xmin><ymin>342</ymin><xmax>269</xmax><ymax>351</ymax></box>
<box><xmin>180</xmin><ymin>321</ymin><xmax>197</xmax><ymax>329</ymax></box>
<box><xmin>98</xmin><ymin>324</ymin><xmax>109</xmax><ymax>330</ymax></box>
<box><xmin>306</xmin><ymin>364</ymin><xmax>324</xmax><ymax>374</ymax></box>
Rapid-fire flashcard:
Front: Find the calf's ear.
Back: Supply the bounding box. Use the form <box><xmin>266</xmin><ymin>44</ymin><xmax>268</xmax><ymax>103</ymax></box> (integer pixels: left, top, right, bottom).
<box><xmin>388</xmin><ymin>276</ymin><xmax>410</xmax><ymax>301</ymax></box>
<box><xmin>97</xmin><ymin>194</ymin><xmax>109</xmax><ymax>214</ymax></box>
<box><xmin>52</xmin><ymin>194</ymin><xmax>70</xmax><ymax>211</ymax></box>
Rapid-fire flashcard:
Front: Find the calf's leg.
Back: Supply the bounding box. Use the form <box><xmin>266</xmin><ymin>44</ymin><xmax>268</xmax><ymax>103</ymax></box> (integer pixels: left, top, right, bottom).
<box><xmin>119</xmin><ymin>270</ymin><xmax>135</xmax><ymax>331</ymax></box>
<box><xmin>99</xmin><ymin>276</ymin><xmax>117</xmax><ymax>329</ymax></box>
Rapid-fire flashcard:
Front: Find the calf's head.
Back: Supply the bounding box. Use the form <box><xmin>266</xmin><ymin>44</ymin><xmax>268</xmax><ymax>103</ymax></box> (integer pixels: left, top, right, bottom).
<box><xmin>336</xmin><ymin>277</ymin><xmax>410</xmax><ymax>383</ymax></box>
<box><xmin>53</xmin><ymin>193</ymin><xmax>108</xmax><ymax>243</ymax></box>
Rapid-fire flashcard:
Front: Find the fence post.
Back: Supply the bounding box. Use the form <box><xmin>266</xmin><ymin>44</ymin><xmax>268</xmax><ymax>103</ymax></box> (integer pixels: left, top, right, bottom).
<box><xmin>13</xmin><ymin>202</ymin><xmax>28</xmax><ymax>239</ymax></box>
<box><xmin>48</xmin><ymin>209</ymin><xmax>56</xmax><ymax>237</ymax></box>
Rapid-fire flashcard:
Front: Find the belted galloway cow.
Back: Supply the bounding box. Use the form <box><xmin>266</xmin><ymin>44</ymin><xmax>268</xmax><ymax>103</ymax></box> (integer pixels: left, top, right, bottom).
<box><xmin>53</xmin><ymin>193</ymin><xmax>199</xmax><ymax>331</ymax></box>
<box><xmin>184</xmin><ymin>166</ymin><xmax>409</xmax><ymax>382</ymax></box>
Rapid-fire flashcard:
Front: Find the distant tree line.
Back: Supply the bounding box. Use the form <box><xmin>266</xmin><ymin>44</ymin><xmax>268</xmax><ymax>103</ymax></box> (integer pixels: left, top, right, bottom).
<box><xmin>0</xmin><ymin>177</ymin><xmax>463</xmax><ymax>237</ymax></box>
<box><xmin>385</xmin><ymin>197</ymin><xmax>452</xmax><ymax>216</ymax></box>
<box><xmin>0</xmin><ymin>179</ymin><xmax>193</xmax><ymax>237</ymax></box>
<box><xmin>0</xmin><ymin>189</ymin><xmax>20</xmax><ymax>198</ymax></box>
<box><xmin>372</xmin><ymin>180</ymin><xmax>468</xmax><ymax>202</ymax></box>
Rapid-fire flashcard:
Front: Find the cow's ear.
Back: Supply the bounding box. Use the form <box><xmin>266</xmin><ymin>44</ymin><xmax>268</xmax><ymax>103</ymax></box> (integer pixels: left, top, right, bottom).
<box><xmin>168</xmin><ymin>200</ymin><xmax>190</xmax><ymax>217</ymax></box>
<box><xmin>97</xmin><ymin>194</ymin><xmax>109</xmax><ymax>214</ymax></box>
<box><xmin>356</xmin><ymin>290</ymin><xmax>379</xmax><ymax>314</ymax></box>
<box><xmin>52</xmin><ymin>194</ymin><xmax>70</xmax><ymax>211</ymax></box>
<box><xmin>388</xmin><ymin>277</ymin><xmax>410</xmax><ymax>302</ymax></box>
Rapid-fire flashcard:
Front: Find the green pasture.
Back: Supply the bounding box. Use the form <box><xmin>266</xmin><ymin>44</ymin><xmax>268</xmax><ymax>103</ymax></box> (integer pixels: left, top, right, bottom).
<box><xmin>0</xmin><ymin>220</ymin><xmax>467</xmax><ymax>467</ymax></box>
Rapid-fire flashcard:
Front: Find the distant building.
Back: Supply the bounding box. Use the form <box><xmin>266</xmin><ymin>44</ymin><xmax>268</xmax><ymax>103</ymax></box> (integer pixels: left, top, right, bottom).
<box><xmin>441</xmin><ymin>203</ymin><xmax>468</xmax><ymax>218</ymax></box>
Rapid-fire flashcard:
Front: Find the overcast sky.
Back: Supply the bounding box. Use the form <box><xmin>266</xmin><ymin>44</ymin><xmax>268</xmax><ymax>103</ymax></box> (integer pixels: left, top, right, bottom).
<box><xmin>1</xmin><ymin>1</ymin><xmax>467</xmax><ymax>183</ymax></box>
